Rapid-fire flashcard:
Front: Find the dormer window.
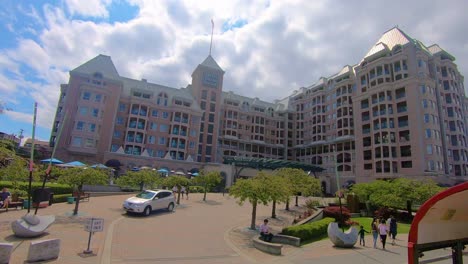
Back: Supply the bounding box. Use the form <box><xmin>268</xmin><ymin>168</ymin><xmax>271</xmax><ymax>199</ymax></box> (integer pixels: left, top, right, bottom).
<box><xmin>157</xmin><ymin>92</ymin><xmax>168</xmax><ymax>106</ymax></box>
<box><xmin>93</xmin><ymin>72</ymin><xmax>103</xmax><ymax>79</ymax></box>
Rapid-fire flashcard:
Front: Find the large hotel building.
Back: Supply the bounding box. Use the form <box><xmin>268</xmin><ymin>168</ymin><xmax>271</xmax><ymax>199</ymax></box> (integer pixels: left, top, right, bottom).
<box><xmin>51</xmin><ymin>27</ymin><xmax>468</xmax><ymax>193</ymax></box>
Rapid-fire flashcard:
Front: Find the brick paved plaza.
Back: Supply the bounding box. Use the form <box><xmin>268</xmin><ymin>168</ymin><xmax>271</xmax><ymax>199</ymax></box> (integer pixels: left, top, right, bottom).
<box><xmin>0</xmin><ymin>193</ymin><xmax>465</xmax><ymax>263</ymax></box>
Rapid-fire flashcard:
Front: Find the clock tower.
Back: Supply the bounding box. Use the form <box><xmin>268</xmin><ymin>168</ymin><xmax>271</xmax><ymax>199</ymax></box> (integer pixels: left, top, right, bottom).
<box><xmin>190</xmin><ymin>55</ymin><xmax>224</xmax><ymax>163</ymax></box>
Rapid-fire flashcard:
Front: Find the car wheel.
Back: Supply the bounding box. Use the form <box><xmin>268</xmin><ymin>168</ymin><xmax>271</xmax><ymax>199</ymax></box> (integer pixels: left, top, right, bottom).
<box><xmin>167</xmin><ymin>203</ymin><xmax>175</xmax><ymax>212</ymax></box>
<box><xmin>143</xmin><ymin>206</ymin><xmax>152</xmax><ymax>216</ymax></box>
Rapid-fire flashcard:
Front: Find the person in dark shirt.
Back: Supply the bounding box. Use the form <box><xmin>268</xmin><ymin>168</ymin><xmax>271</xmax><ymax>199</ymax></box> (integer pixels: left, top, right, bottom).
<box><xmin>0</xmin><ymin>188</ymin><xmax>11</xmax><ymax>208</ymax></box>
<box><xmin>358</xmin><ymin>225</ymin><xmax>370</xmax><ymax>246</ymax></box>
<box><xmin>389</xmin><ymin>215</ymin><xmax>398</xmax><ymax>245</ymax></box>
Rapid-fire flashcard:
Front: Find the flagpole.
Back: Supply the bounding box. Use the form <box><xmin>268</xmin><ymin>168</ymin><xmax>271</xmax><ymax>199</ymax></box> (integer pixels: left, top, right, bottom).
<box><xmin>209</xmin><ymin>19</ymin><xmax>214</xmax><ymax>55</ymax></box>
<box><xmin>27</xmin><ymin>102</ymin><xmax>38</xmax><ymax>213</ymax></box>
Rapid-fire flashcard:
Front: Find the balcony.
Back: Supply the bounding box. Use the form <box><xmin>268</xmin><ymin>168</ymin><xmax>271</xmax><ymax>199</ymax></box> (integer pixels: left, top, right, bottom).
<box><xmin>363</xmin><ymin>128</ymin><xmax>371</xmax><ymax>134</ymax></box>
<box><xmin>398</xmin><ymin>120</ymin><xmax>408</xmax><ymax>128</ymax></box>
<box><xmin>397</xmin><ymin>106</ymin><xmax>407</xmax><ymax>113</ymax></box>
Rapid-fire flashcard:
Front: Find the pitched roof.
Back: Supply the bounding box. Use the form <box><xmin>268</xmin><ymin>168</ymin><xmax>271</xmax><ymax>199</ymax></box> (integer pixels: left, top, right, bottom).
<box><xmin>200</xmin><ymin>55</ymin><xmax>224</xmax><ymax>72</ymax></box>
<box><xmin>71</xmin><ymin>54</ymin><xmax>120</xmax><ymax>80</ymax></box>
<box><xmin>364</xmin><ymin>27</ymin><xmax>413</xmax><ymax>58</ymax></box>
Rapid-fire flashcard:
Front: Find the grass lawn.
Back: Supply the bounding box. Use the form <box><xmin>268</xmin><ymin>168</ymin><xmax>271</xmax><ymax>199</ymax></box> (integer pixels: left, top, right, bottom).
<box><xmin>350</xmin><ymin>217</ymin><xmax>412</xmax><ymax>234</ymax></box>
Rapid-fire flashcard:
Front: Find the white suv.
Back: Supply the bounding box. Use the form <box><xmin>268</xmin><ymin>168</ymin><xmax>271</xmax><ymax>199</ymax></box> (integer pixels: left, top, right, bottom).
<box><xmin>123</xmin><ymin>190</ymin><xmax>175</xmax><ymax>216</ymax></box>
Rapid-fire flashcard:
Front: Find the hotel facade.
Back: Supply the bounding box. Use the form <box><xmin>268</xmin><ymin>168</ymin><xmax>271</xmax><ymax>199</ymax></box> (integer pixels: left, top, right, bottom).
<box><xmin>50</xmin><ymin>27</ymin><xmax>468</xmax><ymax>193</ymax></box>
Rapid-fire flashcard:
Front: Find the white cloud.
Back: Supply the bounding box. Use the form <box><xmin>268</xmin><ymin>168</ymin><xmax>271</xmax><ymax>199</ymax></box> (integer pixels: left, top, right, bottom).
<box><xmin>1</xmin><ymin>0</ymin><xmax>468</xmax><ymax>137</ymax></box>
<box><xmin>65</xmin><ymin>0</ymin><xmax>112</xmax><ymax>18</ymax></box>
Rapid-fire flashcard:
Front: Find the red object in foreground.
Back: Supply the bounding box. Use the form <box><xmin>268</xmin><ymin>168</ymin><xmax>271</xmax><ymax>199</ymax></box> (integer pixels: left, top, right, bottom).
<box><xmin>407</xmin><ymin>182</ymin><xmax>468</xmax><ymax>264</ymax></box>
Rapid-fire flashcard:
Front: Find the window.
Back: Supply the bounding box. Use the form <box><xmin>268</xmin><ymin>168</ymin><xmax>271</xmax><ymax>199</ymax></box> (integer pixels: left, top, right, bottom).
<box><xmin>85</xmin><ymin>138</ymin><xmax>94</xmax><ymax>148</ymax></box>
<box><xmin>162</xmin><ymin>112</ymin><xmax>169</xmax><ymax>119</ymax></box>
<box><xmin>113</xmin><ymin>131</ymin><xmax>121</xmax><ymax>139</ymax></box>
<box><xmin>157</xmin><ymin>150</ymin><xmax>165</xmax><ymax>157</ymax></box>
<box><xmin>427</xmin><ymin>160</ymin><xmax>435</xmax><ymax>171</ymax></box>
<box><xmin>160</xmin><ymin>124</ymin><xmax>169</xmax><ymax>132</ymax></box>
<box><xmin>92</xmin><ymin>108</ymin><xmax>99</xmax><ymax>117</ymax></box>
<box><xmin>426</xmin><ymin>145</ymin><xmax>433</xmax><ymax>154</ymax></box>
<box><xmin>200</xmin><ymin>101</ymin><xmax>206</xmax><ymax>110</ymax></box>
<box><xmin>207</xmin><ymin>135</ymin><xmax>213</xmax><ymax>144</ymax></box>
<box><xmin>206</xmin><ymin>146</ymin><xmax>212</xmax><ymax>155</ymax></box>
<box><xmin>158</xmin><ymin>137</ymin><xmax>166</xmax><ymax>145</ymax></box>
<box><xmin>425</xmin><ymin>129</ymin><xmax>432</xmax><ymax>138</ymax></box>
<box><xmin>79</xmin><ymin>107</ymin><xmax>87</xmax><ymax>115</ymax></box>
<box><xmin>89</xmin><ymin>123</ymin><xmax>96</xmax><ymax>132</ymax></box>
<box><xmin>152</xmin><ymin>110</ymin><xmax>159</xmax><ymax>117</ymax></box>
<box><xmin>116</xmin><ymin>117</ymin><xmax>124</xmax><ymax>125</ymax></box>
<box><xmin>76</xmin><ymin>121</ymin><xmax>84</xmax><ymax>130</ymax></box>
<box><xmin>148</xmin><ymin>136</ymin><xmax>156</xmax><ymax>144</ymax></box>
<box><xmin>82</xmin><ymin>92</ymin><xmax>91</xmax><ymax>100</ymax></box>
<box><xmin>150</xmin><ymin>122</ymin><xmax>157</xmax><ymax>130</ymax></box>
<box><xmin>201</xmin><ymin>90</ymin><xmax>208</xmax><ymax>99</ymax></box>
<box><xmin>190</xmin><ymin>130</ymin><xmax>197</xmax><ymax>137</ymax></box>
<box><xmin>208</xmin><ymin>113</ymin><xmax>215</xmax><ymax>122</ymax></box>
<box><xmin>210</xmin><ymin>92</ymin><xmax>216</xmax><ymax>102</ymax></box>
<box><xmin>420</xmin><ymin>85</ymin><xmax>426</xmax><ymax>94</ymax></box>
<box><xmin>208</xmin><ymin>124</ymin><xmax>214</xmax><ymax>133</ymax></box>
<box><xmin>189</xmin><ymin>142</ymin><xmax>195</xmax><ymax>149</ymax></box>
<box><xmin>424</xmin><ymin>114</ymin><xmax>430</xmax><ymax>123</ymax></box>
<box><xmin>95</xmin><ymin>94</ymin><xmax>102</xmax><ymax>102</ymax></box>
<box><xmin>210</xmin><ymin>103</ymin><xmax>216</xmax><ymax>112</ymax></box>
<box><xmin>401</xmin><ymin>161</ymin><xmax>412</xmax><ymax>168</ymax></box>
<box><xmin>119</xmin><ymin>103</ymin><xmax>126</xmax><ymax>112</ymax></box>
<box><xmin>111</xmin><ymin>144</ymin><xmax>119</xmax><ymax>152</ymax></box>
<box><xmin>72</xmin><ymin>137</ymin><xmax>82</xmax><ymax>146</ymax></box>
<box><xmin>422</xmin><ymin>99</ymin><xmax>428</xmax><ymax>108</ymax></box>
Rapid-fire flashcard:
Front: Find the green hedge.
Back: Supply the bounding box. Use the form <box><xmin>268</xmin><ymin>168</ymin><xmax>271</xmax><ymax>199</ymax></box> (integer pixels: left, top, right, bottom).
<box><xmin>52</xmin><ymin>194</ymin><xmax>71</xmax><ymax>203</ymax></box>
<box><xmin>282</xmin><ymin>217</ymin><xmax>335</xmax><ymax>242</ymax></box>
<box><xmin>0</xmin><ymin>181</ymin><xmax>73</xmax><ymax>195</ymax></box>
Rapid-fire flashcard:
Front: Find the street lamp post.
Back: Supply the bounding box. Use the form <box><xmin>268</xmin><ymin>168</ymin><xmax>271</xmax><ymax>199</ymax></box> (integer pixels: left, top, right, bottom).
<box><xmin>333</xmin><ymin>145</ymin><xmax>344</xmax><ymax>232</ymax></box>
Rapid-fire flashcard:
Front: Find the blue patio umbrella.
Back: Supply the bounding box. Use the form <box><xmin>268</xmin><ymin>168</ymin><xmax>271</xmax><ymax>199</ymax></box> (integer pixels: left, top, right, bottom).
<box><xmin>63</xmin><ymin>161</ymin><xmax>86</xmax><ymax>167</ymax></box>
<box><xmin>40</xmin><ymin>158</ymin><xmax>64</xmax><ymax>164</ymax></box>
<box><xmin>157</xmin><ymin>168</ymin><xmax>169</xmax><ymax>173</ymax></box>
<box><xmin>191</xmin><ymin>172</ymin><xmax>199</xmax><ymax>176</ymax></box>
<box><xmin>90</xmin><ymin>163</ymin><xmax>109</xmax><ymax>169</ymax></box>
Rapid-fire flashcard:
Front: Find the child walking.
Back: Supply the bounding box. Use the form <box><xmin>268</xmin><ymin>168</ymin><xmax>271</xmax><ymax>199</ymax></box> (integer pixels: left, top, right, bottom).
<box><xmin>358</xmin><ymin>225</ymin><xmax>369</xmax><ymax>246</ymax></box>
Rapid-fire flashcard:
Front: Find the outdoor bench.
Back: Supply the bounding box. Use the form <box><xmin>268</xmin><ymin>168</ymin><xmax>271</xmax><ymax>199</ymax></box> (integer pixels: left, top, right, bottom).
<box><xmin>72</xmin><ymin>191</ymin><xmax>90</xmax><ymax>202</ymax></box>
<box><xmin>0</xmin><ymin>201</ymin><xmax>23</xmax><ymax>212</ymax></box>
<box><xmin>253</xmin><ymin>236</ymin><xmax>283</xmax><ymax>255</ymax></box>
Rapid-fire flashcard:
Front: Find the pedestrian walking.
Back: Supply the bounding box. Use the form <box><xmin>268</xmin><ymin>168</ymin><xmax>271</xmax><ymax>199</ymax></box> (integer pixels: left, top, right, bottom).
<box><xmin>389</xmin><ymin>215</ymin><xmax>397</xmax><ymax>245</ymax></box>
<box><xmin>371</xmin><ymin>218</ymin><xmax>379</xmax><ymax>248</ymax></box>
<box><xmin>378</xmin><ymin>219</ymin><xmax>388</xmax><ymax>250</ymax></box>
<box><xmin>358</xmin><ymin>225</ymin><xmax>369</xmax><ymax>246</ymax></box>
<box><xmin>181</xmin><ymin>186</ymin><xmax>186</xmax><ymax>199</ymax></box>
<box><xmin>172</xmin><ymin>186</ymin><xmax>177</xmax><ymax>196</ymax></box>
<box><xmin>185</xmin><ymin>186</ymin><xmax>189</xmax><ymax>200</ymax></box>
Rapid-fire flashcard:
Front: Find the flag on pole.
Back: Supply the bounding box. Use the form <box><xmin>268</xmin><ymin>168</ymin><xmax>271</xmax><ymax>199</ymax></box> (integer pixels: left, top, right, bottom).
<box><xmin>211</xmin><ymin>18</ymin><xmax>214</xmax><ymax>29</ymax></box>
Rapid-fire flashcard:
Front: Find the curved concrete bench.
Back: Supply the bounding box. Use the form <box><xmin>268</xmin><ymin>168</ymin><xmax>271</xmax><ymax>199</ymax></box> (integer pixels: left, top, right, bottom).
<box><xmin>271</xmin><ymin>234</ymin><xmax>301</xmax><ymax>247</ymax></box>
<box><xmin>253</xmin><ymin>237</ymin><xmax>283</xmax><ymax>255</ymax></box>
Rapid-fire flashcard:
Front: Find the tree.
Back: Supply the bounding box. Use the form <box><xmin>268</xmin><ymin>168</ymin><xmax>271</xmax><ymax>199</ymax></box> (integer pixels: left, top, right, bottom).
<box><xmin>229</xmin><ymin>173</ymin><xmax>271</xmax><ymax>230</ymax></box>
<box><xmin>193</xmin><ymin>171</ymin><xmax>222</xmax><ymax>201</ymax></box>
<box><xmin>351</xmin><ymin>179</ymin><xmax>444</xmax><ymax>212</ymax></box>
<box><xmin>163</xmin><ymin>176</ymin><xmax>191</xmax><ymax>205</ymax></box>
<box><xmin>116</xmin><ymin>170</ymin><xmax>161</xmax><ymax>191</ymax></box>
<box><xmin>275</xmin><ymin>168</ymin><xmax>321</xmax><ymax>210</ymax></box>
<box><xmin>256</xmin><ymin>173</ymin><xmax>290</xmax><ymax>218</ymax></box>
<box><xmin>0</xmin><ymin>156</ymin><xmax>31</xmax><ymax>198</ymax></box>
<box><xmin>58</xmin><ymin>167</ymin><xmax>108</xmax><ymax>215</ymax></box>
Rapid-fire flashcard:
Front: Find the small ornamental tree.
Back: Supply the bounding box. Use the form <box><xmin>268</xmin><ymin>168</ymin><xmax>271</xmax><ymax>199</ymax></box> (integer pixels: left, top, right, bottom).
<box><xmin>0</xmin><ymin>156</ymin><xmax>31</xmax><ymax>198</ymax></box>
<box><xmin>193</xmin><ymin>170</ymin><xmax>222</xmax><ymax>201</ymax></box>
<box><xmin>58</xmin><ymin>167</ymin><xmax>108</xmax><ymax>215</ymax></box>
<box><xmin>116</xmin><ymin>170</ymin><xmax>161</xmax><ymax>191</ymax></box>
<box><xmin>257</xmin><ymin>173</ymin><xmax>290</xmax><ymax>218</ymax></box>
<box><xmin>163</xmin><ymin>176</ymin><xmax>191</xmax><ymax>204</ymax></box>
<box><xmin>275</xmin><ymin>168</ymin><xmax>321</xmax><ymax>210</ymax></box>
<box><xmin>229</xmin><ymin>173</ymin><xmax>271</xmax><ymax>230</ymax></box>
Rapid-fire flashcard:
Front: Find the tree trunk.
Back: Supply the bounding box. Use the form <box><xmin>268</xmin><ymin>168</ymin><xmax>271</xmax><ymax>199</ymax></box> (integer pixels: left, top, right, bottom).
<box><xmin>73</xmin><ymin>186</ymin><xmax>81</xmax><ymax>215</ymax></box>
<box><xmin>271</xmin><ymin>200</ymin><xmax>277</xmax><ymax>218</ymax></box>
<box><xmin>285</xmin><ymin>198</ymin><xmax>290</xmax><ymax>211</ymax></box>
<box><xmin>203</xmin><ymin>183</ymin><xmax>207</xmax><ymax>201</ymax></box>
<box><xmin>295</xmin><ymin>195</ymin><xmax>299</xmax><ymax>206</ymax></box>
<box><xmin>250</xmin><ymin>200</ymin><xmax>257</xmax><ymax>230</ymax></box>
<box><xmin>177</xmin><ymin>189</ymin><xmax>181</xmax><ymax>204</ymax></box>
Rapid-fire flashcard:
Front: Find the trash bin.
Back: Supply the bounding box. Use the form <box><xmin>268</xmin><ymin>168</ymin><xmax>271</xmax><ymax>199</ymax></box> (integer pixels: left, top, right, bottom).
<box><xmin>49</xmin><ymin>193</ymin><xmax>54</xmax><ymax>206</ymax></box>
<box><xmin>23</xmin><ymin>200</ymin><xmax>31</xmax><ymax>209</ymax></box>
<box><xmin>67</xmin><ymin>197</ymin><xmax>75</xmax><ymax>204</ymax></box>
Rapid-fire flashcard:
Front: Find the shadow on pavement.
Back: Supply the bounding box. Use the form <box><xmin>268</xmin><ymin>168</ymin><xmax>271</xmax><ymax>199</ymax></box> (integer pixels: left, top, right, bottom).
<box><xmin>122</xmin><ymin>209</ymin><xmax>175</xmax><ymax>218</ymax></box>
<box><xmin>195</xmin><ymin>200</ymin><xmax>223</xmax><ymax>206</ymax></box>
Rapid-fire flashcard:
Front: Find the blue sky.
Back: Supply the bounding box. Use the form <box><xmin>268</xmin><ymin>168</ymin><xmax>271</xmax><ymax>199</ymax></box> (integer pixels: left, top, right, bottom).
<box><xmin>1</xmin><ymin>0</ymin><xmax>467</xmax><ymax>145</ymax></box>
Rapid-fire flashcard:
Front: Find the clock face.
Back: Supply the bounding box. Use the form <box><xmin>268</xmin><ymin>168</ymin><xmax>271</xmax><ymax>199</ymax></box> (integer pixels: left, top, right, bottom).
<box><xmin>202</xmin><ymin>72</ymin><xmax>219</xmax><ymax>88</ymax></box>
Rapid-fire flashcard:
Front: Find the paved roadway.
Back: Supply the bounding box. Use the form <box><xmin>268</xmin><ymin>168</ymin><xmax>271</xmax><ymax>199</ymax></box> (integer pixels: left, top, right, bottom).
<box><xmin>0</xmin><ymin>193</ymin><xmax>466</xmax><ymax>263</ymax></box>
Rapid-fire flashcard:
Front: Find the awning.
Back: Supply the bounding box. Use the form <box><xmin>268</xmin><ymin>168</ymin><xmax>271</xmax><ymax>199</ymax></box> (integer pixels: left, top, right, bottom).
<box><xmin>40</xmin><ymin>158</ymin><xmax>64</xmax><ymax>164</ymax></box>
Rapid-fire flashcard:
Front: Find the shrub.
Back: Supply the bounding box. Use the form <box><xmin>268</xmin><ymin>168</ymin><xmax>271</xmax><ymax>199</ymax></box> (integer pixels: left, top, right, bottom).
<box><xmin>0</xmin><ymin>181</ymin><xmax>73</xmax><ymax>195</ymax></box>
<box><xmin>188</xmin><ymin>186</ymin><xmax>205</xmax><ymax>193</ymax></box>
<box><xmin>52</xmin><ymin>194</ymin><xmax>71</xmax><ymax>203</ymax></box>
<box><xmin>305</xmin><ymin>199</ymin><xmax>320</xmax><ymax>210</ymax></box>
<box><xmin>282</xmin><ymin>217</ymin><xmax>334</xmax><ymax>242</ymax></box>
<box><xmin>323</xmin><ymin>206</ymin><xmax>351</xmax><ymax>223</ymax></box>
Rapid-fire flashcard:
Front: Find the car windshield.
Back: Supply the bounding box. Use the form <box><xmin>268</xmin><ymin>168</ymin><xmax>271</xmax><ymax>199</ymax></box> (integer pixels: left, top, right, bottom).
<box><xmin>135</xmin><ymin>191</ymin><xmax>155</xmax><ymax>199</ymax></box>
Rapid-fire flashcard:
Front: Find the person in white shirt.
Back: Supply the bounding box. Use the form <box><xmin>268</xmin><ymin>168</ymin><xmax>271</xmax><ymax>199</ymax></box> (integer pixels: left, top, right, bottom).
<box><xmin>181</xmin><ymin>186</ymin><xmax>186</xmax><ymax>199</ymax></box>
<box><xmin>378</xmin><ymin>219</ymin><xmax>388</xmax><ymax>250</ymax></box>
<box><xmin>259</xmin><ymin>219</ymin><xmax>273</xmax><ymax>242</ymax></box>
